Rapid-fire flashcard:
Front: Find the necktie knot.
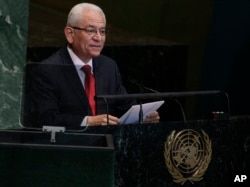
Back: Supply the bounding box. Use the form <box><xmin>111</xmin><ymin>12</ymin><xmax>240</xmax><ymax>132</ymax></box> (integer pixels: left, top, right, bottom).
<box><xmin>82</xmin><ymin>65</ymin><xmax>91</xmax><ymax>74</ymax></box>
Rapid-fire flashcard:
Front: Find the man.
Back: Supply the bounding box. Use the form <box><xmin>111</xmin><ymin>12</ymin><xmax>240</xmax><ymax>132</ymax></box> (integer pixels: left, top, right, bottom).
<box><xmin>25</xmin><ymin>3</ymin><xmax>159</xmax><ymax>130</ymax></box>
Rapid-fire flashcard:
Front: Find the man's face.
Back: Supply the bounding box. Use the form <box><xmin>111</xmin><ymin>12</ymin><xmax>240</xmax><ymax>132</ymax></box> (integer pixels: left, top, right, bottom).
<box><xmin>66</xmin><ymin>10</ymin><xmax>106</xmax><ymax>62</ymax></box>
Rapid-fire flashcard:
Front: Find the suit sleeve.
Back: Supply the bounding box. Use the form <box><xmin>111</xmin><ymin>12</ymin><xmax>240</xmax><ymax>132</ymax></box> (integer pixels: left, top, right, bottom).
<box><xmin>28</xmin><ymin>63</ymin><xmax>86</xmax><ymax>130</ymax></box>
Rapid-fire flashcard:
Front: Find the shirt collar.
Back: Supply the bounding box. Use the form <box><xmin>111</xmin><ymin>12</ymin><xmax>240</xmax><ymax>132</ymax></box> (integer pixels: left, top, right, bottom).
<box><xmin>67</xmin><ymin>46</ymin><xmax>93</xmax><ymax>72</ymax></box>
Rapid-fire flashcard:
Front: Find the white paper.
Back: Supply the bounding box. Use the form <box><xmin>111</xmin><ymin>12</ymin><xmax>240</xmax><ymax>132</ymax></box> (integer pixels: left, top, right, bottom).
<box><xmin>119</xmin><ymin>100</ymin><xmax>165</xmax><ymax>124</ymax></box>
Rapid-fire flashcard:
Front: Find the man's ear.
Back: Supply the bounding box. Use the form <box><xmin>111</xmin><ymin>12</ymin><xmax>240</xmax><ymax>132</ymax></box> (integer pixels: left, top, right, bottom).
<box><xmin>64</xmin><ymin>27</ymin><xmax>74</xmax><ymax>43</ymax></box>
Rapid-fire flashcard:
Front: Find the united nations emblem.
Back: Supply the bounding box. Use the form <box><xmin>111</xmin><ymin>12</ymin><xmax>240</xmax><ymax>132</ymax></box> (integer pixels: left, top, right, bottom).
<box><xmin>164</xmin><ymin>129</ymin><xmax>212</xmax><ymax>185</ymax></box>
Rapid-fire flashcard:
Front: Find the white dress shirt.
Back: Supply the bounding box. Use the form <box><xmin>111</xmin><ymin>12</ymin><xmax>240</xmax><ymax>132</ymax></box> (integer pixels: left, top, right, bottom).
<box><xmin>67</xmin><ymin>46</ymin><xmax>93</xmax><ymax>127</ymax></box>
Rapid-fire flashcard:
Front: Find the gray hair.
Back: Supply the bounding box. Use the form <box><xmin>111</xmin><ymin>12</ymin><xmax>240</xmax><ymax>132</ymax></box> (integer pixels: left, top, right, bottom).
<box><xmin>66</xmin><ymin>3</ymin><xmax>106</xmax><ymax>26</ymax></box>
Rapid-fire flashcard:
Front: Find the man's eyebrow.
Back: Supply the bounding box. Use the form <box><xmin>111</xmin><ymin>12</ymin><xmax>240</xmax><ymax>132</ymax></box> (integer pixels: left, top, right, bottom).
<box><xmin>85</xmin><ymin>25</ymin><xmax>106</xmax><ymax>29</ymax></box>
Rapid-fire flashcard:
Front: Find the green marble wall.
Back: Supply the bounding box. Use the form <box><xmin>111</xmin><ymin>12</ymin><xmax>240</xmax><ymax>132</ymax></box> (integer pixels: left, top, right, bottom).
<box><xmin>0</xmin><ymin>0</ymin><xmax>29</xmax><ymax>129</ymax></box>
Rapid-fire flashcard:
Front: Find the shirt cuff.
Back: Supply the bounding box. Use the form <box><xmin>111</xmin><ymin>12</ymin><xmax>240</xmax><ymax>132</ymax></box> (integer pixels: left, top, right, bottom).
<box><xmin>80</xmin><ymin>116</ymin><xmax>89</xmax><ymax>127</ymax></box>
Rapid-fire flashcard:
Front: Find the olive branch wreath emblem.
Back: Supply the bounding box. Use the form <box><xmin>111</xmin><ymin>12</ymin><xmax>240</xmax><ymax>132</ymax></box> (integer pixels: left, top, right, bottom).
<box><xmin>164</xmin><ymin>129</ymin><xmax>212</xmax><ymax>185</ymax></box>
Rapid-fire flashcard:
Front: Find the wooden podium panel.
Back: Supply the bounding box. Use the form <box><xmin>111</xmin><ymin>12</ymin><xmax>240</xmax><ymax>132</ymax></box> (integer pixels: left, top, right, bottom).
<box><xmin>0</xmin><ymin>130</ymin><xmax>114</xmax><ymax>187</ymax></box>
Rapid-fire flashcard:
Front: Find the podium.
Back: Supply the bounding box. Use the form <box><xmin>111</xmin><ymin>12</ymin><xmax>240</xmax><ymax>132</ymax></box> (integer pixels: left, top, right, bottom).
<box><xmin>83</xmin><ymin>117</ymin><xmax>250</xmax><ymax>187</ymax></box>
<box><xmin>0</xmin><ymin>130</ymin><xmax>114</xmax><ymax>187</ymax></box>
<box><xmin>1</xmin><ymin>116</ymin><xmax>250</xmax><ymax>186</ymax></box>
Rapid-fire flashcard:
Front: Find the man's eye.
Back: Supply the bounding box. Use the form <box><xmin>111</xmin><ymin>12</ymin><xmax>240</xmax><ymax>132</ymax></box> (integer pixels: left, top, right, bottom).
<box><xmin>100</xmin><ymin>30</ymin><xmax>106</xmax><ymax>35</ymax></box>
<box><xmin>86</xmin><ymin>29</ymin><xmax>95</xmax><ymax>34</ymax></box>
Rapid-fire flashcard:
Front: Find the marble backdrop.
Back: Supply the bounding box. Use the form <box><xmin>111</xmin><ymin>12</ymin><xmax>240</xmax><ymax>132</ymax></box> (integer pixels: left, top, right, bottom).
<box><xmin>0</xmin><ymin>0</ymin><xmax>29</xmax><ymax>129</ymax></box>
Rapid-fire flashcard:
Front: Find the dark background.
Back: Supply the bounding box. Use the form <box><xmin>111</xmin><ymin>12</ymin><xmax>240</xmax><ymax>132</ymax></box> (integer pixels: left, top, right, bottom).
<box><xmin>27</xmin><ymin>0</ymin><xmax>250</xmax><ymax>121</ymax></box>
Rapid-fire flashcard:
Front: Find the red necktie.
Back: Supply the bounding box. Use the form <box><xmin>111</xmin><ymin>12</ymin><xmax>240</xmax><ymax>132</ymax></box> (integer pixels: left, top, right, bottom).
<box><xmin>82</xmin><ymin>65</ymin><xmax>96</xmax><ymax>115</ymax></box>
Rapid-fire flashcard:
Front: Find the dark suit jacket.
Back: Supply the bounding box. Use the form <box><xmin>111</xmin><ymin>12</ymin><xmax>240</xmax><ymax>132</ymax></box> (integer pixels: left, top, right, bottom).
<box><xmin>23</xmin><ymin>46</ymin><xmax>135</xmax><ymax>129</ymax></box>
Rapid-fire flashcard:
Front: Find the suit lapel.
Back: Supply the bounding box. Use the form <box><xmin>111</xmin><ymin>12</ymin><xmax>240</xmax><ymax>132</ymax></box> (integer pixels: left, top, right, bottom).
<box><xmin>93</xmin><ymin>57</ymin><xmax>103</xmax><ymax>96</ymax></box>
<box><xmin>60</xmin><ymin>47</ymin><xmax>88</xmax><ymax>104</ymax></box>
<box><xmin>93</xmin><ymin>57</ymin><xmax>108</xmax><ymax>114</ymax></box>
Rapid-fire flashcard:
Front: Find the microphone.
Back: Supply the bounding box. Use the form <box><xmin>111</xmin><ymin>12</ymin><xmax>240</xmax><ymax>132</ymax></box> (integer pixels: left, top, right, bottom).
<box><xmin>128</xmin><ymin>78</ymin><xmax>187</xmax><ymax>123</ymax></box>
<box><xmin>128</xmin><ymin>78</ymin><xmax>144</xmax><ymax>124</ymax></box>
<box><xmin>128</xmin><ymin>78</ymin><xmax>159</xmax><ymax>93</ymax></box>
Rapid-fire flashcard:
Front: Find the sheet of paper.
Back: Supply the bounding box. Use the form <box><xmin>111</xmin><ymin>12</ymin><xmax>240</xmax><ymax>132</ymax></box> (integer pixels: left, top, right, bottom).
<box><xmin>119</xmin><ymin>100</ymin><xmax>165</xmax><ymax>124</ymax></box>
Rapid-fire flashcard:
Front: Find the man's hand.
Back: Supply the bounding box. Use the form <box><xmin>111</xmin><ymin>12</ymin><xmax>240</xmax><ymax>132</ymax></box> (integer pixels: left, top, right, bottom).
<box><xmin>87</xmin><ymin>114</ymin><xmax>120</xmax><ymax>126</ymax></box>
<box><xmin>143</xmin><ymin>111</ymin><xmax>160</xmax><ymax>123</ymax></box>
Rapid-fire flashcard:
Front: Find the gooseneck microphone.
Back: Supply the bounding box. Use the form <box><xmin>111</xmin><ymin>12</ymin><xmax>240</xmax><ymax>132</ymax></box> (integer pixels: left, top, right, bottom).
<box><xmin>128</xmin><ymin>78</ymin><xmax>187</xmax><ymax>123</ymax></box>
<box><xmin>136</xmin><ymin>80</ymin><xmax>145</xmax><ymax>124</ymax></box>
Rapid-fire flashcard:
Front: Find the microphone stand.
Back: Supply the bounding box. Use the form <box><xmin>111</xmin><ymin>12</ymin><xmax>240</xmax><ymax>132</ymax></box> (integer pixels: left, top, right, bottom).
<box><xmin>95</xmin><ymin>97</ymin><xmax>109</xmax><ymax>125</ymax></box>
<box><xmin>103</xmin><ymin>98</ymin><xmax>110</xmax><ymax>126</ymax></box>
<box><xmin>138</xmin><ymin>84</ymin><xmax>144</xmax><ymax>124</ymax></box>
